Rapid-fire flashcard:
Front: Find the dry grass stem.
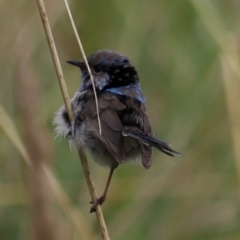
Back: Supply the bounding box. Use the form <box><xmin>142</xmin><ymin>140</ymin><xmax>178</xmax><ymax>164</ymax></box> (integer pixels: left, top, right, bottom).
<box><xmin>63</xmin><ymin>0</ymin><xmax>102</xmax><ymax>134</ymax></box>
<box><xmin>42</xmin><ymin>165</ymin><xmax>99</xmax><ymax>240</ymax></box>
<box><xmin>0</xmin><ymin>105</ymin><xmax>32</xmax><ymax>169</ymax></box>
<box><xmin>78</xmin><ymin>150</ymin><xmax>110</xmax><ymax>240</ymax></box>
<box><xmin>221</xmin><ymin>58</ymin><xmax>240</xmax><ymax>185</ymax></box>
<box><xmin>35</xmin><ymin>0</ymin><xmax>110</xmax><ymax>239</ymax></box>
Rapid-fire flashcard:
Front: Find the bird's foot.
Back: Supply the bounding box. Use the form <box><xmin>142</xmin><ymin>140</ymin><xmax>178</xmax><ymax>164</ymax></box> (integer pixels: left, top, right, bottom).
<box><xmin>90</xmin><ymin>196</ymin><xmax>105</xmax><ymax>213</ymax></box>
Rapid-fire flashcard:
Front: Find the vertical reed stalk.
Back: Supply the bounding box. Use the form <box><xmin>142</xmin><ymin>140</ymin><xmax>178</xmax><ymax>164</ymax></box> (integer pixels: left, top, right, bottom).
<box><xmin>35</xmin><ymin>0</ymin><xmax>110</xmax><ymax>239</ymax></box>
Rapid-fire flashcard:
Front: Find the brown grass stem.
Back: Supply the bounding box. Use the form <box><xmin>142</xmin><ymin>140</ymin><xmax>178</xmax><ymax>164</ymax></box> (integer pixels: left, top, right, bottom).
<box><xmin>78</xmin><ymin>150</ymin><xmax>110</xmax><ymax>240</ymax></box>
<box><xmin>35</xmin><ymin>0</ymin><xmax>110</xmax><ymax>239</ymax></box>
<box><xmin>63</xmin><ymin>0</ymin><xmax>102</xmax><ymax>135</ymax></box>
<box><xmin>221</xmin><ymin>58</ymin><xmax>240</xmax><ymax>186</ymax></box>
<box><xmin>0</xmin><ymin>106</ymin><xmax>32</xmax><ymax>169</ymax></box>
<box><xmin>42</xmin><ymin>165</ymin><xmax>99</xmax><ymax>240</ymax></box>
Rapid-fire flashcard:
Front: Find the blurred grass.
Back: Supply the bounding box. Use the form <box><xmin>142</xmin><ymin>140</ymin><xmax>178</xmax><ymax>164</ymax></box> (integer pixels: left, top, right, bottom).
<box><xmin>0</xmin><ymin>0</ymin><xmax>240</xmax><ymax>239</ymax></box>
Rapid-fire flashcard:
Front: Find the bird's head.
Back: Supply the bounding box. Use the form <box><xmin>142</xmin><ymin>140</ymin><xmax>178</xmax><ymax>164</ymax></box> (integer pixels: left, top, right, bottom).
<box><xmin>67</xmin><ymin>50</ymin><xmax>140</xmax><ymax>92</ymax></box>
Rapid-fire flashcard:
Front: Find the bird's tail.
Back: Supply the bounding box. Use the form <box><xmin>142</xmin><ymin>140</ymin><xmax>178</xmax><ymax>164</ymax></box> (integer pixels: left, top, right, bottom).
<box><xmin>122</xmin><ymin>128</ymin><xmax>182</xmax><ymax>157</ymax></box>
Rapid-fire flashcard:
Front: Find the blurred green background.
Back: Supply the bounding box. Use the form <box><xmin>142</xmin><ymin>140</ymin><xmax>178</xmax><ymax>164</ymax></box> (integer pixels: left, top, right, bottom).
<box><xmin>1</xmin><ymin>0</ymin><xmax>240</xmax><ymax>239</ymax></box>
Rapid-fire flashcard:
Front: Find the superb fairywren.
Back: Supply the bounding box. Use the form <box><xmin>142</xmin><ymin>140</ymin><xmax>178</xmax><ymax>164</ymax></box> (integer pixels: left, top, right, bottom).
<box><xmin>54</xmin><ymin>50</ymin><xmax>181</xmax><ymax>212</ymax></box>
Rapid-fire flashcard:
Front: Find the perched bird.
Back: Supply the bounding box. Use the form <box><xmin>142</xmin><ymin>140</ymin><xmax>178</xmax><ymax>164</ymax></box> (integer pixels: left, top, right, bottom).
<box><xmin>54</xmin><ymin>50</ymin><xmax>181</xmax><ymax>213</ymax></box>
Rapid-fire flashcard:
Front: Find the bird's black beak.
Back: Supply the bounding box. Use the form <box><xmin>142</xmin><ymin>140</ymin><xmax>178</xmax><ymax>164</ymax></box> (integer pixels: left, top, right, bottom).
<box><xmin>67</xmin><ymin>60</ymin><xmax>83</xmax><ymax>67</ymax></box>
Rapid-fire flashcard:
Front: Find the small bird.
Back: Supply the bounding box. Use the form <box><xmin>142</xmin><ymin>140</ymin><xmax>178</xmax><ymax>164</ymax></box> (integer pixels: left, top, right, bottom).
<box><xmin>54</xmin><ymin>50</ymin><xmax>181</xmax><ymax>213</ymax></box>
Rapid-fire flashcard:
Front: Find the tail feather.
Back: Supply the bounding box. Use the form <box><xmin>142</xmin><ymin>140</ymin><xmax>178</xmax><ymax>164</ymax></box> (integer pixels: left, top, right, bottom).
<box><xmin>122</xmin><ymin>129</ymin><xmax>182</xmax><ymax>157</ymax></box>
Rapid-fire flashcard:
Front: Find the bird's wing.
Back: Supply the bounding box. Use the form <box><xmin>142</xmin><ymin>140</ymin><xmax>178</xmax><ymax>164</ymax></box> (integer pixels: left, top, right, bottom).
<box><xmin>117</xmin><ymin>97</ymin><xmax>153</xmax><ymax>168</ymax></box>
<box><xmin>86</xmin><ymin>93</ymin><xmax>126</xmax><ymax>164</ymax></box>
